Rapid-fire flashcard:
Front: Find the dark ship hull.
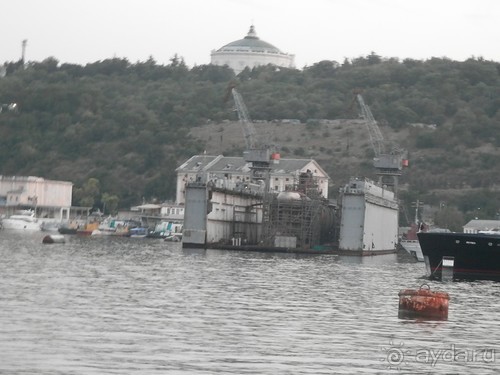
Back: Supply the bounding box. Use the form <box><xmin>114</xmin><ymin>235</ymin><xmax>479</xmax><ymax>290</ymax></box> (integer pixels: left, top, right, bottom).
<box><xmin>417</xmin><ymin>231</ymin><xmax>500</xmax><ymax>281</ymax></box>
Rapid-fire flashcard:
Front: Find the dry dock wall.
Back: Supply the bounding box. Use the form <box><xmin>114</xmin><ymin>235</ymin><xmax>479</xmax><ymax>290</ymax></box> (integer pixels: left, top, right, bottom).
<box><xmin>182</xmin><ymin>182</ymin><xmax>208</xmax><ymax>248</ymax></box>
<box><xmin>206</xmin><ymin>189</ymin><xmax>263</xmax><ymax>245</ymax></box>
<box><xmin>339</xmin><ymin>179</ymin><xmax>399</xmax><ymax>253</ymax></box>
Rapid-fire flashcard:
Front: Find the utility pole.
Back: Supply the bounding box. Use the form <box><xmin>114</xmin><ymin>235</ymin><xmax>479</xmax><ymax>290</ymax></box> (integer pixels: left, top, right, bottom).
<box><xmin>21</xmin><ymin>39</ymin><xmax>27</xmax><ymax>66</ymax></box>
<box><xmin>411</xmin><ymin>199</ymin><xmax>424</xmax><ymax>226</ymax></box>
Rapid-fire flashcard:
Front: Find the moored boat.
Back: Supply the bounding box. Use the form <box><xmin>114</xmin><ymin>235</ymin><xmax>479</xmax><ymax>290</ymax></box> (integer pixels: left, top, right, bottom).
<box><xmin>164</xmin><ymin>232</ymin><xmax>182</xmax><ymax>242</ymax></box>
<box><xmin>91</xmin><ymin>218</ymin><xmax>142</xmax><ymax>236</ymax></box>
<box><xmin>1</xmin><ymin>210</ymin><xmax>41</xmax><ymax>231</ymax></box>
<box><xmin>129</xmin><ymin>227</ymin><xmax>149</xmax><ymax>238</ymax></box>
<box><xmin>40</xmin><ymin>221</ymin><xmax>61</xmax><ymax>232</ymax></box>
<box><xmin>400</xmin><ymin>238</ymin><xmax>424</xmax><ymax>261</ymax></box>
<box><xmin>58</xmin><ymin>224</ymin><xmax>78</xmax><ymax>234</ymax></box>
<box><xmin>76</xmin><ymin>221</ymin><xmax>100</xmax><ymax>235</ymax></box>
<box><xmin>418</xmin><ymin>231</ymin><xmax>500</xmax><ymax>281</ymax></box>
<box><xmin>400</xmin><ymin>225</ymin><xmax>450</xmax><ymax>262</ymax></box>
<box><xmin>399</xmin><ymin>200</ymin><xmax>425</xmax><ymax>261</ymax></box>
<box><xmin>147</xmin><ymin>221</ymin><xmax>183</xmax><ymax>239</ymax></box>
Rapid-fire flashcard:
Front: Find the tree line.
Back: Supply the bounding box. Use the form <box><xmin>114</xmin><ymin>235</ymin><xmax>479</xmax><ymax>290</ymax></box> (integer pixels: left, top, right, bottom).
<box><xmin>1</xmin><ymin>53</ymin><xmax>499</xmax><ymax>225</ymax></box>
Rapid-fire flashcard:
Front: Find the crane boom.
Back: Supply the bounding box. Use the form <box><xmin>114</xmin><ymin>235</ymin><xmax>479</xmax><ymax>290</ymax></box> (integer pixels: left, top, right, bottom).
<box><xmin>231</xmin><ymin>88</ymin><xmax>258</xmax><ymax>150</ymax></box>
<box><xmin>354</xmin><ymin>93</ymin><xmax>408</xmax><ymax>192</ymax></box>
<box><xmin>356</xmin><ymin>94</ymin><xmax>384</xmax><ymax>156</ymax></box>
<box><xmin>230</xmin><ymin>87</ymin><xmax>275</xmax><ymax>166</ymax></box>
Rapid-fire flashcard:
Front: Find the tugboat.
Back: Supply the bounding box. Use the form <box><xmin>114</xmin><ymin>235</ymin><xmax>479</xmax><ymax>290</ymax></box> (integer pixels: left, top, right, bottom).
<box><xmin>400</xmin><ymin>199</ymin><xmax>426</xmax><ymax>261</ymax></box>
<box><xmin>400</xmin><ymin>223</ymin><xmax>424</xmax><ymax>261</ymax></box>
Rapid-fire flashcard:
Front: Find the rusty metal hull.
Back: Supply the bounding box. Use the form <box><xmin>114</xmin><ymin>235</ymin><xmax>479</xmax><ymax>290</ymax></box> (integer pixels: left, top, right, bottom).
<box><xmin>398</xmin><ymin>286</ymin><xmax>449</xmax><ymax>320</ymax></box>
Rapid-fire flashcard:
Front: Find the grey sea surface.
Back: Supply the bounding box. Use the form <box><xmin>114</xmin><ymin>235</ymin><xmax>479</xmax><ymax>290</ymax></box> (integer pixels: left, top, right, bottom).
<box><xmin>0</xmin><ymin>230</ymin><xmax>498</xmax><ymax>374</ymax></box>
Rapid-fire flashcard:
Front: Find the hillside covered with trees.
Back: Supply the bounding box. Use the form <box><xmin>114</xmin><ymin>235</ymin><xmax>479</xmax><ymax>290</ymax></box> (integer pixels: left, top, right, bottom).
<box><xmin>1</xmin><ymin>53</ymin><xmax>499</xmax><ymax>229</ymax></box>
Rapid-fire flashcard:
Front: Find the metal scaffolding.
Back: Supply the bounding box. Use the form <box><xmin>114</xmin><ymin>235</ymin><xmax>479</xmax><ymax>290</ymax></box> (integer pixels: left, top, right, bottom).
<box><xmin>261</xmin><ymin>172</ymin><xmax>325</xmax><ymax>249</ymax></box>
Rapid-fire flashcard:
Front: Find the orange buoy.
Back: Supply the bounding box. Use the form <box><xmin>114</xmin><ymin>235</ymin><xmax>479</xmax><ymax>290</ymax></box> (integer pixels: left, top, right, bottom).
<box><xmin>398</xmin><ymin>284</ymin><xmax>449</xmax><ymax>320</ymax></box>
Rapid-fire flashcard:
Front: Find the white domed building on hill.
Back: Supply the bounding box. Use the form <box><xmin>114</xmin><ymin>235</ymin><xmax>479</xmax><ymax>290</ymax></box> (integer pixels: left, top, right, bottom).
<box><xmin>211</xmin><ymin>25</ymin><xmax>295</xmax><ymax>75</ymax></box>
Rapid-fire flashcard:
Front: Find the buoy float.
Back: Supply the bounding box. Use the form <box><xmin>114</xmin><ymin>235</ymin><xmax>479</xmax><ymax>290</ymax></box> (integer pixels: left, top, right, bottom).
<box><xmin>398</xmin><ymin>284</ymin><xmax>449</xmax><ymax>320</ymax></box>
<box><xmin>42</xmin><ymin>234</ymin><xmax>66</xmax><ymax>244</ymax></box>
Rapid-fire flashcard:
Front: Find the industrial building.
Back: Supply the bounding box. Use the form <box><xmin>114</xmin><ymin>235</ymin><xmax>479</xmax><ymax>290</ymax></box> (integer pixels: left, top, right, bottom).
<box><xmin>175</xmin><ymin>154</ymin><xmax>329</xmax><ymax>205</ymax></box>
<box><xmin>0</xmin><ymin>175</ymin><xmax>73</xmax><ymax>220</ymax></box>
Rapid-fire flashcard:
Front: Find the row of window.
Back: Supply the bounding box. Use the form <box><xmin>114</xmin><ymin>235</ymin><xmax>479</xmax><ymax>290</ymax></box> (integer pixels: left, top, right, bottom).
<box><xmin>165</xmin><ymin>208</ymin><xmax>184</xmax><ymax>215</ymax></box>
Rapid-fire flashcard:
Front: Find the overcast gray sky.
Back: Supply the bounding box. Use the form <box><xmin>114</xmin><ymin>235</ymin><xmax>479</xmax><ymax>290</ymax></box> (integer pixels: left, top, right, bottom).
<box><xmin>2</xmin><ymin>0</ymin><xmax>499</xmax><ymax>69</ymax></box>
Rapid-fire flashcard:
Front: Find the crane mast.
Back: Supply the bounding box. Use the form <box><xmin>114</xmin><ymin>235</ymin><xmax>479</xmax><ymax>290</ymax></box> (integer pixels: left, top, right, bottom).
<box><xmin>231</xmin><ymin>88</ymin><xmax>258</xmax><ymax>150</ymax></box>
<box><xmin>355</xmin><ymin>94</ymin><xmax>408</xmax><ymax>191</ymax></box>
<box><xmin>231</xmin><ymin>88</ymin><xmax>275</xmax><ymax>165</ymax></box>
<box><xmin>356</xmin><ymin>94</ymin><xmax>384</xmax><ymax>157</ymax></box>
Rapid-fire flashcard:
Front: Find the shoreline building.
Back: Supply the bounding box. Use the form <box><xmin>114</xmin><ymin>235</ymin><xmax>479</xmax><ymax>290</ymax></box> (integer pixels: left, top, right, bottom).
<box><xmin>211</xmin><ymin>25</ymin><xmax>295</xmax><ymax>75</ymax></box>
<box><xmin>0</xmin><ymin>175</ymin><xmax>72</xmax><ymax>220</ymax></box>
<box><xmin>175</xmin><ymin>154</ymin><xmax>329</xmax><ymax>205</ymax></box>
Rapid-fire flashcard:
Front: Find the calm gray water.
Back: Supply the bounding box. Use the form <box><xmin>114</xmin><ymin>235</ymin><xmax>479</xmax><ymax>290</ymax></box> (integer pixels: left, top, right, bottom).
<box><xmin>0</xmin><ymin>230</ymin><xmax>499</xmax><ymax>374</ymax></box>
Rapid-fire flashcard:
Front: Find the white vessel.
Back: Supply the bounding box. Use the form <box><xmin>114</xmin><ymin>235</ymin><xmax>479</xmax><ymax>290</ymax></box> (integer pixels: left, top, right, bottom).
<box><xmin>1</xmin><ymin>210</ymin><xmax>41</xmax><ymax>231</ymax></box>
<box><xmin>400</xmin><ymin>238</ymin><xmax>424</xmax><ymax>261</ymax></box>
<box><xmin>400</xmin><ymin>200</ymin><xmax>425</xmax><ymax>261</ymax></box>
<box><xmin>400</xmin><ymin>223</ymin><xmax>450</xmax><ymax>262</ymax></box>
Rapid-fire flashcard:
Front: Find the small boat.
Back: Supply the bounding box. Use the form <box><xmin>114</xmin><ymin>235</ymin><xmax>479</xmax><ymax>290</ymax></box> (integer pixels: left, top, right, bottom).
<box><xmin>129</xmin><ymin>227</ymin><xmax>149</xmax><ymax>238</ymax></box>
<box><xmin>76</xmin><ymin>221</ymin><xmax>100</xmax><ymax>235</ymax></box>
<box><xmin>400</xmin><ymin>223</ymin><xmax>424</xmax><ymax>261</ymax></box>
<box><xmin>400</xmin><ymin>225</ymin><xmax>450</xmax><ymax>262</ymax></box>
<box><xmin>418</xmin><ymin>230</ymin><xmax>500</xmax><ymax>281</ymax></box>
<box><xmin>400</xmin><ymin>201</ymin><xmax>425</xmax><ymax>261</ymax></box>
<box><xmin>91</xmin><ymin>218</ymin><xmax>142</xmax><ymax>236</ymax></box>
<box><xmin>58</xmin><ymin>225</ymin><xmax>78</xmax><ymax>235</ymax></box>
<box><xmin>147</xmin><ymin>221</ymin><xmax>183</xmax><ymax>239</ymax></box>
<box><xmin>164</xmin><ymin>232</ymin><xmax>182</xmax><ymax>242</ymax></box>
<box><xmin>1</xmin><ymin>210</ymin><xmax>41</xmax><ymax>231</ymax></box>
<box><xmin>40</xmin><ymin>221</ymin><xmax>61</xmax><ymax>232</ymax></box>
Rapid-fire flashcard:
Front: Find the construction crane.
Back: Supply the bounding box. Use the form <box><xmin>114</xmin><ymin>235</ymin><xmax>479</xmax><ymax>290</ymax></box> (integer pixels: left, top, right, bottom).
<box><xmin>227</xmin><ymin>85</ymin><xmax>279</xmax><ymax>183</ymax></box>
<box><xmin>355</xmin><ymin>93</ymin><xmax>408</xmax><ymax>190</ymax></box>
<box><xmin>230</xmin><ymin>87</ymin><xmax>259</xmax><ymax>152</ymax></box>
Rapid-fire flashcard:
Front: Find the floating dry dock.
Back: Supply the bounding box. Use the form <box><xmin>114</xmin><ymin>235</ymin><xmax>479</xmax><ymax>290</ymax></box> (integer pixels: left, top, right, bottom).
<box><xmin>182</xmin><ymin>173</ymin><xmax>399</xmax><ymax>255</ymax></box>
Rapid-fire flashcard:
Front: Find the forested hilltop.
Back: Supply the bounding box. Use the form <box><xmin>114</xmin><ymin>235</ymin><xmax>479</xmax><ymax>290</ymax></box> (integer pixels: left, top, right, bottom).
<box><xmin>1</xmin><ymin>54</ymin><xmax>499</xmax><ymax>228</ymax></box>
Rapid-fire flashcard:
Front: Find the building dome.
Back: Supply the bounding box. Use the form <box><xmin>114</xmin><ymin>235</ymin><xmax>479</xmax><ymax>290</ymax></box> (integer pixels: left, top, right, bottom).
<box><xmin>211</xmin><ymin>25</ymin><xmax>295</xmax><ymax>75</ymax></box>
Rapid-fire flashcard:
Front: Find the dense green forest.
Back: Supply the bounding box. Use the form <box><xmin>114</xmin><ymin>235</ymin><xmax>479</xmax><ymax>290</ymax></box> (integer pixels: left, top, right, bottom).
<box><xmin>1</xmin><ymin>53</ymin><xmax>499</xmax><ymax>229</ymax></box>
